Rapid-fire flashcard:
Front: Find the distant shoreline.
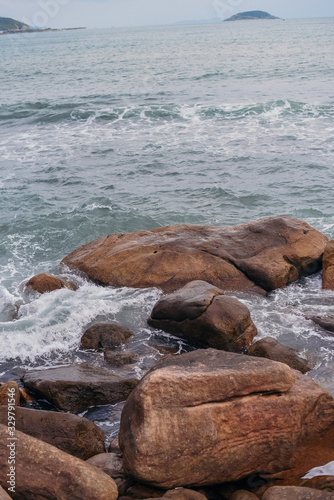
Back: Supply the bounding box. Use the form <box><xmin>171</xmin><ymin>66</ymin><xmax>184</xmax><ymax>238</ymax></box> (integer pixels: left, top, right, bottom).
<box><xmin>0</xmin><ymin>27</ymin><xmax>87</xmax><ymax>35</ymax></box>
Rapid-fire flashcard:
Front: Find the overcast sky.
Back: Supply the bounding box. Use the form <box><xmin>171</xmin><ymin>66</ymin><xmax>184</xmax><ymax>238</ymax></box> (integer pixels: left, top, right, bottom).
<box><xmin>1</xmin><ymin>0</ymin><xmax>334</xmax><ymax>29</ymax></box>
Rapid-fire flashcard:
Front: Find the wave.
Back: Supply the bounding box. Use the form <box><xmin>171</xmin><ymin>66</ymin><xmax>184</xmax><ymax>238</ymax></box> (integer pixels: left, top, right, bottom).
<box><xmin>1</xmin><ymin>99</ymin><xmax>333</xmax><ymax>126</ymax></box>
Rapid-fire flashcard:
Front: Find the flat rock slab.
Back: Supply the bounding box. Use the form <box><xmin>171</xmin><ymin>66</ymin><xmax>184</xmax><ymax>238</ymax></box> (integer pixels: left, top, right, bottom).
<box><xmin>22</xmin><ymin>364</ymin><xmax>138</xmax><ymax>412</ymax></box>
<box><xmin>62</xmin><ymin>216</ymin><xmax>327</xmax><ymax>294</ymax></box>
<box><xmin>0</xmin><ymin>406</ymin><xmax>105</xmax><ymax>460</ymax></box>
<box><xmin>119</xmin><ymin>349</ymin><xmax>334</xmax><ymax>489</ymax></box>
<box><xmin>0</xmin><ymin>424</ymin><xmax>118</xmax><ymax>500</ymax></box>
<box><xmin>247</xmin><ymin>337</ymin><xmax>311</xmax><ymax>373</ymax></box>
<box><xmin>148</xmin><ymin>280</ymin><xmax>257</xmax><ymax>351</ymax></box>
<box><xmin>323</xmin><ymin>240</ymin><xmax>334</xmax><ymax>290</ymax></box>
<box><xmin>262</xmin><ymin>486</ymin><xmax>334</xmax><ymax>499</ymax></box>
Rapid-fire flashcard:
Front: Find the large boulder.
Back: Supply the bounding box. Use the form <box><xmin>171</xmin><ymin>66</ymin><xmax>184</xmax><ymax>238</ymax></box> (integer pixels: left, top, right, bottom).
<box><xmin>26</xmin><ymin>273</ymin><xmax>75</xmax><ymax>293</ymax></box>
<box><xmin>0</xmin><ymin>424</ymin><xmax>118</xmax><ymax>499</ymax></box>
<box><xmin>247</xmin><ymin>337</ymin><xmax>310</xmax><ymax>373</ymax></box>
<box><xmin>119</xmin><ymin>349</ymin><xmax>334</xmax><ymax>489</ymax></box>
<box><xmin>322</xmin><ymin>240</ymin><xmax>334</xmax><ymax>290</ymax></box>
<box><xmin>62</xmin><ymin>216</ymin><xmax>327</xmax><ymax>294</ymax></box>
<box><xmin>0</xmin><ymin>406</ymin><xmax>105</xmax><ymax>460</ymax></box>
<box><xmin>148</xmin><ymin>281</ymin><xmax>257</xmax><ymax>351</ymax></box>
<box><xmin>22</xmin><ymin>364</ymin><xmax>138</xmax><ymax>412</ymax></box>
<box><xmin>262</xmin><ymin>486</ymin><xmax>334</xmax><ymax>499</ymax></box>
<box><xmin>81</xmin><ymin>323</ymin><xmax>132</xmax><ymax>350</ymax></box>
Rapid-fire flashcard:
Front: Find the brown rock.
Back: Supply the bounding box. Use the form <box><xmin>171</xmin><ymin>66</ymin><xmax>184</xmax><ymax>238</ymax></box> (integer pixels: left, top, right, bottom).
<box><xmin>247</xmin><ymin>337</ymin><xmax>310</xmax><ymax>373</ymax></box>
<box><xmin>119</xmin><ymin>349</ymin><xmax>334</xmax><ymax>489</ymax></box>
<box><xmin>22</xmin><ymin>364</ymin><xmax>138</xmax><ymax>412</ymax></box>
<box><xmin>26</xmin><ymin>272</ymin><xmax>75</xmax><ymax>293</ymax></box>
<box><xmin>262</xmin><ymin>486</ymin><xmax>334</xmax><ymax>499</ymax></box>
<box><xmin>0</xmin><ymin>424</ymin><xmax>118</xmax><ymax>499</ymax></box>
<box><xmin>160</xmin><ymin>489</ymin><xmax>208</xmax><ymax>500</ymax></box>
<box><xmin>0</xmin><ymin>486</ymin><xmax>11</xmax><ymax>499</ymax></box>
<box><xmin>81</xmin><ymin>323</ymin><xmax>132</xmax><ymax>350</ymax></box>
<box><xmin>229</xmin><ymin>492</ymin><xmax>259</xmax><ymax>500</ymax></box>
<box><xmin>104</xmin><ymin>352</ymin><xmax>136</xmax><ymax>367</ymax></box>
<box><xmin>310</xmin><ymin>316</ymin><xmax>334</xmax><ymax>334</ymax></box>
<box><xmin>87</xmin><ymin>452</ymin><xmax>124</xmax><ymax>477</ymax></box>
<box><xmin>0</xmin><ymin>406</ymin><xmax>105</xmax><ymax>460</ymax></box>
<box><xmin>0</xmin><ymin>381</ymin><xmax>20</xmax><ymax>406</ymax></box>
<box><xmin>62</xmin><ymin>216</ymin><xmax>327</xmax><ymax>294</ymax></box>
<box><xmin>125</xmin><ymin>484</ymin><xmax>165</xmax><ymax>498</ymax></box>
<box><xmin>108</xmin><ymin>436</ymin><xmax>121</xmax><ymax>454</ymax></box>
<box><xmin>323</xmin><ymin>241</ymin><xmax>334</xmax><ymax>290</ymax></box>
<box><xmin>148</xmin><ymin>280</ymin><xmax>257</xmax><ymax>351</ymax></box>
<box><xmin>301</xmin><ymin>476</ymin><xmax>334</xmax><ymax>491</ymax></box>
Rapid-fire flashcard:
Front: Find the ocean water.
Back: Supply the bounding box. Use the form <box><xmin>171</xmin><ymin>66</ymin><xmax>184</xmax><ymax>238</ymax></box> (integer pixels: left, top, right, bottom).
<box><xmin>1</xmin><ymin>18</ymin><xmax>334</xmax><ymax>435</ymax></box>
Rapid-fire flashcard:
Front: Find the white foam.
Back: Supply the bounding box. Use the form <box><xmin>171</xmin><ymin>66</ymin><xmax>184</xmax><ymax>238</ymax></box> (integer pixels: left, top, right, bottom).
<box><xmin>303</xmin><ymin>461</ymin><xmax>334</xmax><ymax>479</ymax></box>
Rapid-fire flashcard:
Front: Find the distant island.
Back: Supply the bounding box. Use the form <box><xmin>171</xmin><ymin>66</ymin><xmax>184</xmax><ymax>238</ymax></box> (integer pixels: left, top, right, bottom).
<box><xmin>0</xmin><ymin>16</ymin><xmax>86</xmax><ymax>34</ymax></box>
<box><xmin>224</xmin><ymin>11</ymin><xmax>280</xmax><ymax>22</ymax></box>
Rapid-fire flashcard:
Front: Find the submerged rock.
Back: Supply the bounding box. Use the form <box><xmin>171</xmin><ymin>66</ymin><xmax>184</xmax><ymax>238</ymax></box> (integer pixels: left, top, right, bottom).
<box><xmin>22</xmin><ymin>364</ymin><xmax>138</xmax><ymax>412</ymax></box>
<box><xmin>148</xmin><ymin>280</ymin><xmax>257</xmax><ymax>351</ymax></box>
<box><xmin>62</xmin><ymin>216</ymin><xmax>327</xmax><ymax>294</ymax></box>
<box><xmin>81</xmin><ymin>323</ymin><xmax>133</xmax><ymax>350</ymax></box>
<box><xmin>247</xmin><ymin>337</ymin><xmax>311</xmax><ymax>373</ymax></box>
<box><xmin>0</xmin><ymin>424</ymin><xmax>118</xmax><ymax>500</ymax></box>
<box><xmin>26</xmin><ymin>272</ymin><xmax>75</xmax><ymax>294</ymax></box>
<box><xmin>322</xmin><ymin>240</ymin><xmax>334</xmax><ymax>290</ymax></box>
<box><xmin>262</xmin><ymin>486</ymin><xmax>334</xmax><ymax>499</ymax></box>
<box><xmin>0</xmin><ymin>406</ymin><xmax>105</xmax><ymax>460</ymax></box>
<box><xmin>119</xmin><ymin>349</ymin><xmax>334</xmax><ymax>489</ymax></box>
<box><xmin>104</xmin><ymin>352</ymin><xmax>136</xmax><ymax>366</ymax></box>
<box><xmin>311</xmin><ymin>316</ymin><xmax>334</xmax><ymax>334</ymax></box>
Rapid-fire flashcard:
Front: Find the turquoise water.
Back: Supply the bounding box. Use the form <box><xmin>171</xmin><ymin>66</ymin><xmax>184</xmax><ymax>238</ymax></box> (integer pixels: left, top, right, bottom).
<box><xmin>1</xmin><ymin>19</ymin><xmax>334</xmax><ymax>430</ymax></box>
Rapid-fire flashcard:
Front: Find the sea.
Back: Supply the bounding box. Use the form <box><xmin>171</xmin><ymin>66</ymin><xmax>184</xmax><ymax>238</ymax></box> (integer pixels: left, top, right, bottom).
<box><xmin>1</xmin><ymin>18</ymin><xmax>334</xmax><ymax>438</ymax></box>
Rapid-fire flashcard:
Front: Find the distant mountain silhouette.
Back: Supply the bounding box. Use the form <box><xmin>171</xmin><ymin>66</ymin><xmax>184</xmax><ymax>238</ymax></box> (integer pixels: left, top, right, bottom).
<box><xmin>0</xmin><ymin>17</ymin><xmax>30</xmax><ymax>31</ymax></box>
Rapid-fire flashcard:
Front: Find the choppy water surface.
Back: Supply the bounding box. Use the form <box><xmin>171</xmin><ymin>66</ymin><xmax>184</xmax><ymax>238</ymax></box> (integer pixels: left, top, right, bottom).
<box><xmin>1</xmin><ymin>19</ymin><xmax>334</xmax><ymax>433</ymax></box>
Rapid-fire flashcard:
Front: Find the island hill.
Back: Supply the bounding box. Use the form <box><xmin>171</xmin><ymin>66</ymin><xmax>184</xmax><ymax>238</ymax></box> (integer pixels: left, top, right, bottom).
<box><xmin>0</xmin><ymin>16</ymin><xmax>86</xmax><ymax>34</ymax></box>
<box><xmin>224</xmin><ymin>10</ymin><xmax>280</xmax><ymax>22</ymax></box>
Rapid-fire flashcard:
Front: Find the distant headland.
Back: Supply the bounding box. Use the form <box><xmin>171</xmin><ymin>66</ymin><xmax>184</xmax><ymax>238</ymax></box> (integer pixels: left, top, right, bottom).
<box><xmin>224</xmin><ymin>11</ymin><xmax>280</xmax><ymax>22</ymax></box>
<box><xmin>0</xmin><ymin>16</ymin><xmax>86</xmax><ymax>34</ymax></box>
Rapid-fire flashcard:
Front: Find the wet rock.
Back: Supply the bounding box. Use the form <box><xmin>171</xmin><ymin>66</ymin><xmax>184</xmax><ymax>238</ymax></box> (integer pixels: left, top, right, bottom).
<box><xmin>0</xmin><ymin>381</ymin><xmax>20</xmax><ymax>406</ymax></box>
<box><xmin>323</xmin><ymin>240</ymin><xmax>334</xmax><ymax>290</ymax></box>
<box><xmin>108</xmin><ymin>436</ymin><xmax>121</xmax><ymax>454</ymax></box>
<box><xmin>148</xmin><ymin>281</ymin><xmax>257</xmax><ymax>351</ymax></box>
<box><xmin>229</xmin><ymin>492</ymin><xmax>259</xmax><ymax>500</ymax></box>
<box><xmin>0</xmin><ymin>424</ymin><xmax>118</xmax><ymax>499</ymax></box>
<box><xmin>262</xmin><ymin>486</ymin><xmax>334</xmax><ymax>499</ymax></box>
<box><xmin>119</xmin><ymin>349</ymin><xmax>334</xmax><ymax>489</ymax></box>
<box><xmin>310</xmin><ymin>316</ymin><xmax>334</xmax><ymax>334</ymax></box>
<box><xmin>125</xmin><ymin>483</ymin><xmax>165</xmax><ymax>498</ymax></box>
<box><xmin>81</xmin><ymin>323</ymin><xmax>132</xmax><ymax>350</ymax></box>
<box><xmin>22</xmin><ymin>364</ymin><xmax>138</xmax><ymax>412</ymax></box>
<box><xmin>62</xmin><ymin>216</ymin><xmax>327</xmax><ymax>294</ymax></box>
<box><xmin>0</xmin><ymin>406</ymin><xmax>105</xmax><ymax>460</ymax></box>
<box><xmin>156</xmin><ymin>489</ymin><xmax>208</xmax><ymax>500</ymax></box>
<box><xmin>0</xmin><ymin>486</ymin><xmax>11</xmax><ymax>499</ymax></box>
<box><xmin>104</xmin><ymin>351</ymin><xmax>136</xmax><ymax>367</ymax></box>
<box><xmin>26</xmin><ymin>272</ymin><xmax>75</xmax><ymax>294</ymax></box>
<box><xmin>247</xmin><ymin>337</ymin><xmax>310</xmax><ymax>373</ymax></box>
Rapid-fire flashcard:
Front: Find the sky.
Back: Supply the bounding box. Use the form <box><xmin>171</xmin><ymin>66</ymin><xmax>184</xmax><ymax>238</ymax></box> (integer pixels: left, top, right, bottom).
<box><xmin>1</xmin><ymin>0</ymin><xmax>334</xmax><ymax>29</ymax></box>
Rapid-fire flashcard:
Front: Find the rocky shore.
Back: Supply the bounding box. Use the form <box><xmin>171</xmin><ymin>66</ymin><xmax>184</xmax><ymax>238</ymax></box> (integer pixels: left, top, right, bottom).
<box><xmin>1</xmin><ymin>216</ymin><xmax>334</xmax><ymax>499</ymax></box>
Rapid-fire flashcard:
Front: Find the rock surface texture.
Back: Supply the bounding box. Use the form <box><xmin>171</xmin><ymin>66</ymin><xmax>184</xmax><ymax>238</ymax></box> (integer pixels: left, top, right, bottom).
<box><xmin>22</xmin><ymin>364</ymin><xmax>138</xmax><ymax>412</ymax></box>
<box><xmin>262</xmin><ymin>486</ymin><xmax>334</xmax><ymax>499</ymax></box>
<box><xmin>0</xmin><ymin>424</ymin><xmax>118</xmax><ymax>500</ymax></box>
<box><xmin>81</xmin><ymin>323</ymin><xmax>133</xmax><ymax>350</ymax></box>
<box><xmin>0</xmin><ymin>406</ymin><xmax>105</xmax><ymax>460</ymax></box>
<box><xmin>119</xmin><ymin>349</ymin><xmax>334</xmax><ymax>489</ymax></box>
<box><xmin>247</xmin><ymin>337</ymin><xmax>310</xmax><ymax>373</ymax></box>
<box><xmin>322</xmin><ymin>240</ymin><xmax>334</xmax><ymax>290</ymax></box>
<box><xmin>26</xmin><ymin>273</ymin><xmax>75</xmax><ymax>293</ymax></box>
<box><xmin>62</xmin><ymin>216</ymin><xmax>327</xmax><ymax>294</ymax></box>
<box><xmin>0</xmin><ymin>381</ymin><xmax>20</xmax><ymax>406</ymax></box>
<box><xmin>148</xmin><ymin>280</ymin><xmax>257</xmax><ymax>351</ymax></box>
